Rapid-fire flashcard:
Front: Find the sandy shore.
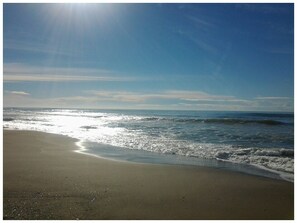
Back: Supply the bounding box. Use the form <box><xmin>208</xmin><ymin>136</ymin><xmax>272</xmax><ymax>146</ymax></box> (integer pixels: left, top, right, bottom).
<box><xmin>3</xmin><ymin>130</ymin><xmax>294</xmax><ymax>220</ymax></box>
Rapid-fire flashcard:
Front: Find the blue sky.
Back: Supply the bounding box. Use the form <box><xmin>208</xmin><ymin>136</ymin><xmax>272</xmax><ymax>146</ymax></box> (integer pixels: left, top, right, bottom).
<box><xmin>3</xmin><ymin>3</ymin><xmax>294</xmax><ymax>111</ymax></box>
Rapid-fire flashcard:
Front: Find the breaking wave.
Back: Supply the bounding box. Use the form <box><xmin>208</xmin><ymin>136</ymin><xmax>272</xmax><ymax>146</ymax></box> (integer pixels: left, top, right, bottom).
<box><xmin>3</xmin><ymin>108</ymin><xmax>294</xmax><ymax>181</ymax></box>
<box><xmin>138</xmin><ymin>117</ymin><xmax>287</xmax><ymax>125</ymax></box>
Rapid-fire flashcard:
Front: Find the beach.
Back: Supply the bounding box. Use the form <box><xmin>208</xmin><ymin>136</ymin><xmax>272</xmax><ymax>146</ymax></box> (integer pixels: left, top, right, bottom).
<box><xmin>3</xmin><ymin>130</ymin><xmax>294</xmax><ymax>220</ymax></box>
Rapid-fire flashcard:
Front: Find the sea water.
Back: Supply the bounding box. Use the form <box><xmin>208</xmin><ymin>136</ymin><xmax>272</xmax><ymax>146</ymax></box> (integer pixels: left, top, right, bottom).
<box><xmin>3</xmin><ymin>108</ymin><xmax>294</xmax><ymax>181</ymax></box>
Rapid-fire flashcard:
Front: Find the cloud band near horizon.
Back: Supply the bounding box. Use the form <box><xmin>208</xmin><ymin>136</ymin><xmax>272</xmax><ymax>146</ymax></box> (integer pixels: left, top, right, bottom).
<box><xmin>3</xmin><ymin>89</ymin><xmax>293</xmax><ymax>112</ymax></box>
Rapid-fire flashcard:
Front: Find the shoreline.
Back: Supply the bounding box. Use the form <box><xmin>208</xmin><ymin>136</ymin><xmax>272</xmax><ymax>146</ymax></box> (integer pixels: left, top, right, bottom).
<box><xmin>78</xmin><ymin>139</ymin><xmax>292</xmax><ymax>182</ymax></box>
<box><xmin>4</xmin><ymin>120</ymin><xmax>294</xmax><ymax>182</ymax></box>
<box><xmin>6</xmin><ymin>128</ymin><xmax>291</xmax><ymax>182</ymax></box>
<box><xmin>3</xmin><ymin>130</ymin><xmax>294</xmax><ymax>219</ymax></box>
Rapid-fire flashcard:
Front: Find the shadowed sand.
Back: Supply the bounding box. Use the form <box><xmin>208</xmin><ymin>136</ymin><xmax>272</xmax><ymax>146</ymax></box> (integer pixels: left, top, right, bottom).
<box><xmin>3</xmin><ymin>130</ymin><xmax>294</xmax><ymax>220</ymax></box>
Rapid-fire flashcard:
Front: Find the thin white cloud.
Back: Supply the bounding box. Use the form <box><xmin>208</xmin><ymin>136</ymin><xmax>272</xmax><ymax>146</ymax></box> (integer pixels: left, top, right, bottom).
<box><xmin>85</xmin><ymin>90</ymin><xmax>239</xmax><ymax>103</ymax></box>
<box><xmin>187</xmin><ymin>15</ymin><xmax>216</xmax><ymax>29</ymax></box>
<box><xmin>255</xmin><ymin>96</ymin><xmax>291</xmax><ymax>100</ymax></box>
<box><xmin>188</xmin><ymin>36</ymin><xmax>218</xmax><ymax>55</ymax></box>
<box><xmin>4</xmin><ymin>40</ymin><xmax>73</xmax><ymax>56</ymax></box>
<box><xmin>3</xmin><ymin>90</ymin><xmax>293</xmax><ymax>112</ymax></box>
<box><xmin>5</xmin><ymin>91</ymin><xmax>30</xmax><ymax>96</ymax></box>
<box><xmin>4</xmin><ymin>75</ymin><xmax>130</xmax><ymax>82</ymax></box>
<box><xmin>235</xmin><ymin>4</ymin><xmax>290</xmax><ymax>14</ymax></box>
<box><xmin>3</xmin><ymin>89</ymin><xmax>293</xmax><ymax>112</ymax></box>
<box><xmin>175</xmin><ymin>28</ymin><xmax>218</xmax><ymax>55</ymax></box>
<box><xmin>164</xmin><ymin>90</ymin><xmax>236</xmax><ymax>101</ymax></box>
<box><xmin>3</xmin><ymin>63</ymin><xmax>135</xmax><ymax>82</ymax></box>
<box><xmin>85</xmin><ymin>91</ymin><xmax>151</xmax><ymax>103</ymax></box>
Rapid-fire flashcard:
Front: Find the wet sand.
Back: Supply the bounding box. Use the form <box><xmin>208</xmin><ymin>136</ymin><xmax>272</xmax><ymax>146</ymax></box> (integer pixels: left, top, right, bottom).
<box><xmin>3</xmin><ymin>130</ymin><xmax>294</xmax><ymax>220</ymax></box>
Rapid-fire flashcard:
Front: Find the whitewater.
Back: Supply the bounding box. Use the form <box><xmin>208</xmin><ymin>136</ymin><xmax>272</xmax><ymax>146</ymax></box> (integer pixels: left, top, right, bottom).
<box><xmin>3</xmin><ymin>108</ymin><xmax>294</xmax><ymax>181</ymax></box>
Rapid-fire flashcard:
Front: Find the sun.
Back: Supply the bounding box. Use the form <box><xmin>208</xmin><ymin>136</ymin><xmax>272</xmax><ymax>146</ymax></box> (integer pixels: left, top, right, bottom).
<box><xmin>44</xmin><ymin>3</ymin><xmax>114</xmax><ymax>35</ymax></box>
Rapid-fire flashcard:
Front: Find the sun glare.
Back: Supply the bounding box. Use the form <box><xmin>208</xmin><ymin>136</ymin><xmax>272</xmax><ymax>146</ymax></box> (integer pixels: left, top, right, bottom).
<box><xmin>37</xmin><ymin>3</ymin><xmax>117</xmax><ymax>64</ymax></box>
<box><xmin>48</xmin><ymin>3</ymin><xmax>113</xmax><ymax>25</ymax></box>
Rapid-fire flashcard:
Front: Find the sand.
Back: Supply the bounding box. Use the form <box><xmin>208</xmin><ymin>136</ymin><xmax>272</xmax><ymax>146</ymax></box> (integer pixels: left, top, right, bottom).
<box><xmin>3</xmin><ymin>130</ymin><xmax>294</xmax><ymax>220</ymax></box>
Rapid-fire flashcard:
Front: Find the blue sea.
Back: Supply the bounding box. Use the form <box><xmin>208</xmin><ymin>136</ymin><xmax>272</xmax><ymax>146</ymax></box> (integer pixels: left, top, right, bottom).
<box><xmin>3</xmin><ymin>108</ymin><xmax>294</xmax><ymax>181</ymax></box>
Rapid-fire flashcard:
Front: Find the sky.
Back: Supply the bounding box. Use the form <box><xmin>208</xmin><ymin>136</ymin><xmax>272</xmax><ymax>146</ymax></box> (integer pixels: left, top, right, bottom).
<box><xmin>3</xmin><ymin>3</ymin><xmax>294</xmax><ymax>111</ymax></box>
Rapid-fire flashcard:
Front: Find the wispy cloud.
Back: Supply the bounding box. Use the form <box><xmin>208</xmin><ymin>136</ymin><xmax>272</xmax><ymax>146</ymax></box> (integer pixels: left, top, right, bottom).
<box><xmin>4</xmin><ymin>63</ymin><xmax>135</xmax><ymax>82</ymax></box>
<box><xmin>89</xmin><ymin>91</ymin><xmax>293</xmax><ymax>111</ymax></box>
<box><xmin>255</xmin><ymin>96</ymin><xmax>292</xmax><ymax>100</ymax></box>
<box><xmin>3</xmin><ymin>89</ymin><xmax>293</xmax><ymax>112</ymax></box>
<box><xmin>5</xmin><ymin>91</ymin><xmax>30</xmax><ymax>96</ymax></box>
<box><xmin>178</xmin><ymin>14</ymin><xmax>219</xmax><ymax>55</ymax></box>
<box><xmin>4</xmin><ymin>74</ymin><xmax>132</xmax><ymax>82</ymax></box>
<box><xmin>188</xmin><ymin>36</ymin><xmax>218</xmax><ymax>55</ymax></box>
<box><xmin>85</xmin><ymin>90</ymin><xmax>240</xmax><ymax>103</ymax></box>
<box><xmin>4</xmin><ymin>40</ymin><xmax>73</xmax><ymax>56</ymax></box>
<box><xmin>235</xmin><ymin>4</ymin><xmax>292</xmax><ymax>14</ymax></box>
<box><xmin>86</xmin><ymin>91</ymin><xmax>148</xmax><ymax>103</ymax></box>
<box><xmin>186</xmin><ymin>15</ymin><xmax>216</xmax><ymax>29</ymax></box>
<box><xmin>175</xmin><ymin>28</ymin><xmax>218</xmax><ymax>55</ymax></box>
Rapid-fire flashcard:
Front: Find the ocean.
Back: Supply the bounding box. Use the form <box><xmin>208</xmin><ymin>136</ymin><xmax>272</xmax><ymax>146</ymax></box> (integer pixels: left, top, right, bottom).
<box><xmin>3</xmin><ymin>108</ymin><xmax>294</xmax><ymax>181</ymax></box>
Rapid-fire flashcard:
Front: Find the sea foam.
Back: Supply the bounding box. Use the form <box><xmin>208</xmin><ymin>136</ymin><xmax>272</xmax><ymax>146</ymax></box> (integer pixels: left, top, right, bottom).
<box><xmin>3</xmin><ymin>108</ymin><xmax>294</xmax><ymax>181</ymax></box>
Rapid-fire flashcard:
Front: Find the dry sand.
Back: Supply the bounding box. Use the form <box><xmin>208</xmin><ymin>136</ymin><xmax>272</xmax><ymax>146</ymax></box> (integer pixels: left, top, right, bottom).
<box><xmin>3</xmin><ymin>130</ymin><xmax>294</xmax><ymax>220</ymax></box>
